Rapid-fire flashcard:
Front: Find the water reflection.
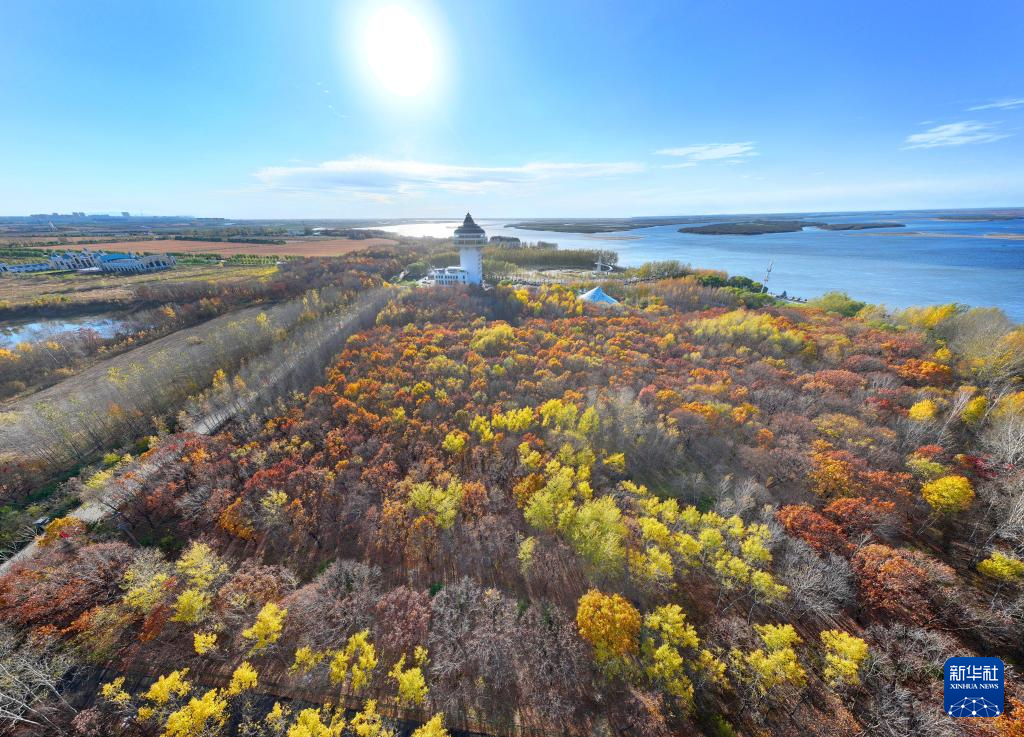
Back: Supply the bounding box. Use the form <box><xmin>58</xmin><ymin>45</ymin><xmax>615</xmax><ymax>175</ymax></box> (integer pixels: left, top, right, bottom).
<box><xmin>0</xmin><ymin>315</ymin><xmax>126</xmax><ymax>348</ymax></box>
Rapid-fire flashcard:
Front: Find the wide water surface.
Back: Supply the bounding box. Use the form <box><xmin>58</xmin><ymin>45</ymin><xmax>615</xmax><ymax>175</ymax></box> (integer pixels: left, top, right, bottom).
<box><xmin>375</xmin><ymin>212</ymin><xmax>1024</xmax><ymax>321</ymax></box>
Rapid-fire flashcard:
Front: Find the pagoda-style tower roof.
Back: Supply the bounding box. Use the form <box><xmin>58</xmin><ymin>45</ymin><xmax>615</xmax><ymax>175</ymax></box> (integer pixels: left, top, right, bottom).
<box><xmin>454</xmin><ymin>212</ymin><xmax>484</xmax><ymax>237</ymax></box>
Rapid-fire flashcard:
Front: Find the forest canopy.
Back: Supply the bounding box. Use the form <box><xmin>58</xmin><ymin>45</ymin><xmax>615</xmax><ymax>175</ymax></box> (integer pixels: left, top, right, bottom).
<box><xmin>2</xmin><ymin>274</ymin><xmax>1024</xmax><ymax>737</ymax></box>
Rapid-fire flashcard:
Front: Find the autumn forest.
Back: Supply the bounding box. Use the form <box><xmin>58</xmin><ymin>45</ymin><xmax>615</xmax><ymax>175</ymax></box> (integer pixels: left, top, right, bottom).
<box><xmin>3</xmin><ymin>255</ymin><xmax>1024</xmax><ymax>737</ymax></box>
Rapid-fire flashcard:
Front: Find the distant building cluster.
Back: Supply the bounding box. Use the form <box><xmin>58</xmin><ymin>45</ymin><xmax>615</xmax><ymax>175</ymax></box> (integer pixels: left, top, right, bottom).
<box><xmin>0</xmin><ymin>247</ymin><xmax>176</xmax><ymax>275</ymax></box>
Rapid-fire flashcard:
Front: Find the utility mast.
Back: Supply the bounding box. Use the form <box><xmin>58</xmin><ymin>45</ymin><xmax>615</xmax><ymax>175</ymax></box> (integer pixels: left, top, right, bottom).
<box><xmin>762</xmin><ymin>261</ymin><xmax>774</xmax><ymax>293</ymax></box>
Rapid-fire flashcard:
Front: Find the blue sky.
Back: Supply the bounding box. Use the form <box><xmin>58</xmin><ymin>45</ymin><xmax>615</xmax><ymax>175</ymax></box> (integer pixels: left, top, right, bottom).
<box><xmin>2</xmin><ymin>0</ymin><xmax>1023</xmax><ymax>218</ymax></box>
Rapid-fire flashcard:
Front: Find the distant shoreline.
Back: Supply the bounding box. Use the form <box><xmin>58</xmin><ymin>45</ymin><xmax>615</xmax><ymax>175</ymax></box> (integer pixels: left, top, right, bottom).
<box><xmin>678</xmin><ymin>220</ymin><xmax>905</xmax><ymax>235</ymax></box>
<box><xmin>850</xmin><ymin>230</ymin><xmax>1024</xmax><ymax>241</ymax></box>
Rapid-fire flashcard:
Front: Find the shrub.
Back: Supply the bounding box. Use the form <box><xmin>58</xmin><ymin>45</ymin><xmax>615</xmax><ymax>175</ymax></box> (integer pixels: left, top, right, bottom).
<box><xmin>961</xmin><ymin>395</ymin><xmax>988</xmax><ymax>425</ymax></box>
<box><xmin>692</xmin><ymin>310</ymin><xmax>806</xmax><ymax>354</ymax></box>
<box><xmin>808</xmin><ymin>291</ymin><xmax>866</xmax><ymax>317</ymax></box>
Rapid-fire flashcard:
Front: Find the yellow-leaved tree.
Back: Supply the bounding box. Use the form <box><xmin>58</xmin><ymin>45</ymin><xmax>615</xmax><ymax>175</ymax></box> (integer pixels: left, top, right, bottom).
<box><xmin>171</xmin><ymin>588</ymin><xmax>212</xmax><ymax>625</ymax></box>
<box><xmin>576</xmin><ymin>589</ymin><xmax>640</xmax><ymax>672</ymax></box>
<box><xmin>121</xmin><ymin>550</ymin><xmax>172</xmax><ymax>614</ymax></box>
<box><xmin>227</xmin><ymin>661</ymin><xmax>258</xmax><ymax>696</ymax></box>
<box><xmin>330</xmin><ymin>630</ymin><xmax>378</xmax><ymax>694</ymax></box>
<box><xmin>242</xmin><ymin>602</ymin><xmax>287</xmax><ymax>654</ymax></box>
<box><xmin>37</xmin><ymin>516</ymin><xmax>86</xmax><ymax>547</ymax></box>
<box><xmin>641</xmin><ymin>604</ymin><xmax>701</xmax><ymax>708</ymax></box>
<box><xmin>411</xmin><ymin>714</ymin><xmax>450</xmax><ymax>737</ymax></box>
<box><xmin>291</xmin><ymin>645</ymin><xmax>327</xmax><ymax>674</ymax></box>
<box><xmin>286</xmin><ymin>706</ymin><xmax>344</xmax><ymax>737</ymax></box>
<box><xmin>143</xmin><ymin>669</ymin><xmax>191</xmax><ymax>706</ymax></box>
<box><xmin>978</xmin><ymin>551</ymin><xmax>1024</xmax><ymax>582</ymax></box>
<box><xmin>171</xmin><ymin>542</ymin><xmax>227</xmax><ymax>624</ymax></box>
<box><xmin>193</xmin><ymin>632</ymin><xmax>217</xmax><ymax>655</ymax></box>
<box><xmin>733</xmin><ymin>623</ymin><xmax>806</xmax><ymax>697</ymax></box>
<box><xmin>820</xmin><ymin>629</ymin><xmax>869</xmax><ymax>687</ymax></box>
<box><xmin>441</xmin><ymin>430</ymin><xmax>468</xmax><ymax>455</ymax></box>
<box><xmin>162</xmin><ymin>688</ymin><xmax>229</xmax><ymax>737</ymax></box>
<box><xmin>348</xmin><ymin>699</ymin><xmax>387</xmax><ymax>736</ymax></box>
<box><xmin>389</xmin><ymin>646</ymin><xmax>429</xmax><ymax>705</ymax></box>
<box><xmin>961</xmin><ymin>395</ymin><xmax>988</xmax><ymax>425</ymax></box>
<box><xmin>407</xmin><ymin>478</ymin><xmax>464</xmax><ymax>530</ymax></box>
<box><xmin>908</xmin><ymin>399</ymin><xmax>939</xmax><ymax>421</ymax></box>
<box><xmin>921</xmin><ymin>475</ymin><xmax>975</xmax><ymax>514</ymax></box>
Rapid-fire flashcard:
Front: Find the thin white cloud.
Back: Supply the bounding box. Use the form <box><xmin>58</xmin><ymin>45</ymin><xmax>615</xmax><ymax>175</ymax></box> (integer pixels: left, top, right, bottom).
<box><xmin>254</xmin><ymin>157</ymin><xmax>643</xmax><ymax>196</ymax></box>
<box><xmin>967</xmin><ymin>98</ymin><xmax>1024</xmax><ymax>111</ymax></box>
<box><xmin>615</xmin><ymin>175</ymin><xmax>1024</xmax><ymax>214</ymax></box>
<box><xmin>654</xmin><ymin>142</ymin><xmax>758</xmax><ymax>163</ymax></box>
<box><xmin>903</xmin><ymin>121</ymin><xmax>1010</xmax><ymax>149</ymax></box>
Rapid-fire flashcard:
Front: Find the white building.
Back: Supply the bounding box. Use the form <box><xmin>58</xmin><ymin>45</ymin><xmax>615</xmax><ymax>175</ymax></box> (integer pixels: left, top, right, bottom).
<box><xmin>0</xmin><ymin>247</ymin><xmax>176</xmax><ymax>275</ymax></box>
<box><xmin>427</xmin><ymin>265</ymin><xmax>473</xmax><ymax>285</ymax></box>
<box><xmin>48</xmin><ymin>248</ymin><xmax>103</xmax><ymax>270</ymax></box>
<box><xmin>0</xmin><ymin>262</ymin><xmax>50</xmax><ymax>274</ymax></box>
<box><xmin>99</xmin><ymin>253</ymin><xmax>176</xmax><ymax>273</ymax></box>
<box><xmin>425</xmin><ymin>213</ymin><xmax>485</xmax><ymax>286</ymax></box>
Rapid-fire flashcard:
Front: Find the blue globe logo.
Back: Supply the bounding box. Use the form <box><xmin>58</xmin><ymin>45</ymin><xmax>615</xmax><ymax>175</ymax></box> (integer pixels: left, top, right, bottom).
<box><xmin>948</xmin><ymin>697</ymin><xmax>1002</xmax><ymax>718</ymax></box>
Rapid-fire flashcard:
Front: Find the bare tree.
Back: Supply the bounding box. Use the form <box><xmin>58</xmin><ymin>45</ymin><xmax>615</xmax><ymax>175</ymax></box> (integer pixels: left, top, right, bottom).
<box><xmin>983</xmin><ymin>411</ymin><xmax>1024</xmax><ymax>468</ymax></box>
<box><xmin>858</xmin><ymin>623</ymin><xmax>961</xmax><ymax>737</ymax></box>
<box><xmin>773</xmin><ymin>535</ymin><xmax>854</xmax><ymax>625</ymax></box>
<box><xmin>0</xmin><ymin>627</ymin><xmax>76</xmax><ymax>734</ymax></box>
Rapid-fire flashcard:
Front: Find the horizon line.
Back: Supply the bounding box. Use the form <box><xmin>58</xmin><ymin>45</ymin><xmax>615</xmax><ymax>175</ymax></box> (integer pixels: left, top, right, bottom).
<box><xmin>2</xmin><ymin>204</ymin><xmax>1023</xmax><ymax>221</ymax></box>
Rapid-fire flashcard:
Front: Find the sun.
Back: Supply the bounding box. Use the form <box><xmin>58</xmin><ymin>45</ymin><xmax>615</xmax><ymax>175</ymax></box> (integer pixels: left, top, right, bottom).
<box><xmin>363</xmin><ymin>5</ymin><xmax>437</xmax><ymax>98</ymax></box>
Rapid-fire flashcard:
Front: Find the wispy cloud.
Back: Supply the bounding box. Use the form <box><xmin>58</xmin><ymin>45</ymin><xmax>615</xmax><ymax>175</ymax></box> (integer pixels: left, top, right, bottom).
<box><xmin>254</xmin><ymin>157</ymin><xmax>643</xmax><ymax>196</ymax></box>
<box><xmin>655</xmin><ymin>142</ymin><xmax>758</xmax><ymax>165</ymax></box>
<box><xmin>903</xmin><ymin>121</ymin><xmax>1010</xmax><ymax>149</ymax></box>
<box><xmin>967</xmin><ymin>98</ymin><xmax>1024</xmax><ymax>111</ymax></box>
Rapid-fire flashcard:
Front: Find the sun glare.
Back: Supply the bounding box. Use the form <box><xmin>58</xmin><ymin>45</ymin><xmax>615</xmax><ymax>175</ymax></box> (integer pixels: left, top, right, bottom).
<box><xmin>364</xmin><ymin>5</ymin><xmax>437</xmax><ymax>98</ymax></box>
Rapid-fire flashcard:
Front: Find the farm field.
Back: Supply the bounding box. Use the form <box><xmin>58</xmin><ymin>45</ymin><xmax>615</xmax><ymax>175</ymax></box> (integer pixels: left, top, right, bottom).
<box><xmin>0</xmin><ymin>235</ymin><xmax>118</xmax><ymax>246</ymax></box>
<box><xmin>31</xmin><ymin>237</ymin><xmax>398</xmax><ymax>257</ymax></box>
<box><xmin>0</xmin><ymin>263</ymin><xmax>277</xmax><ymax>311</ymax></box>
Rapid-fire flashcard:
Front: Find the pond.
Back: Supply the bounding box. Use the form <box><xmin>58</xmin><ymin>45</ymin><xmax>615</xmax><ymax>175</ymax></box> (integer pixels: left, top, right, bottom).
<box><xmin>0</xmin><ymin>314</ymin><xmax>128</xmax><ymax>348</ymax></box>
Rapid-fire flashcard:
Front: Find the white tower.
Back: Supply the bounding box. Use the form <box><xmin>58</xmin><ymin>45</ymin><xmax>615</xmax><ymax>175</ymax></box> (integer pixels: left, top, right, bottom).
<box><xmin>453</xmin><ymin>213</ymin><xmax>485</xmax><ymax>285</ymax></box>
